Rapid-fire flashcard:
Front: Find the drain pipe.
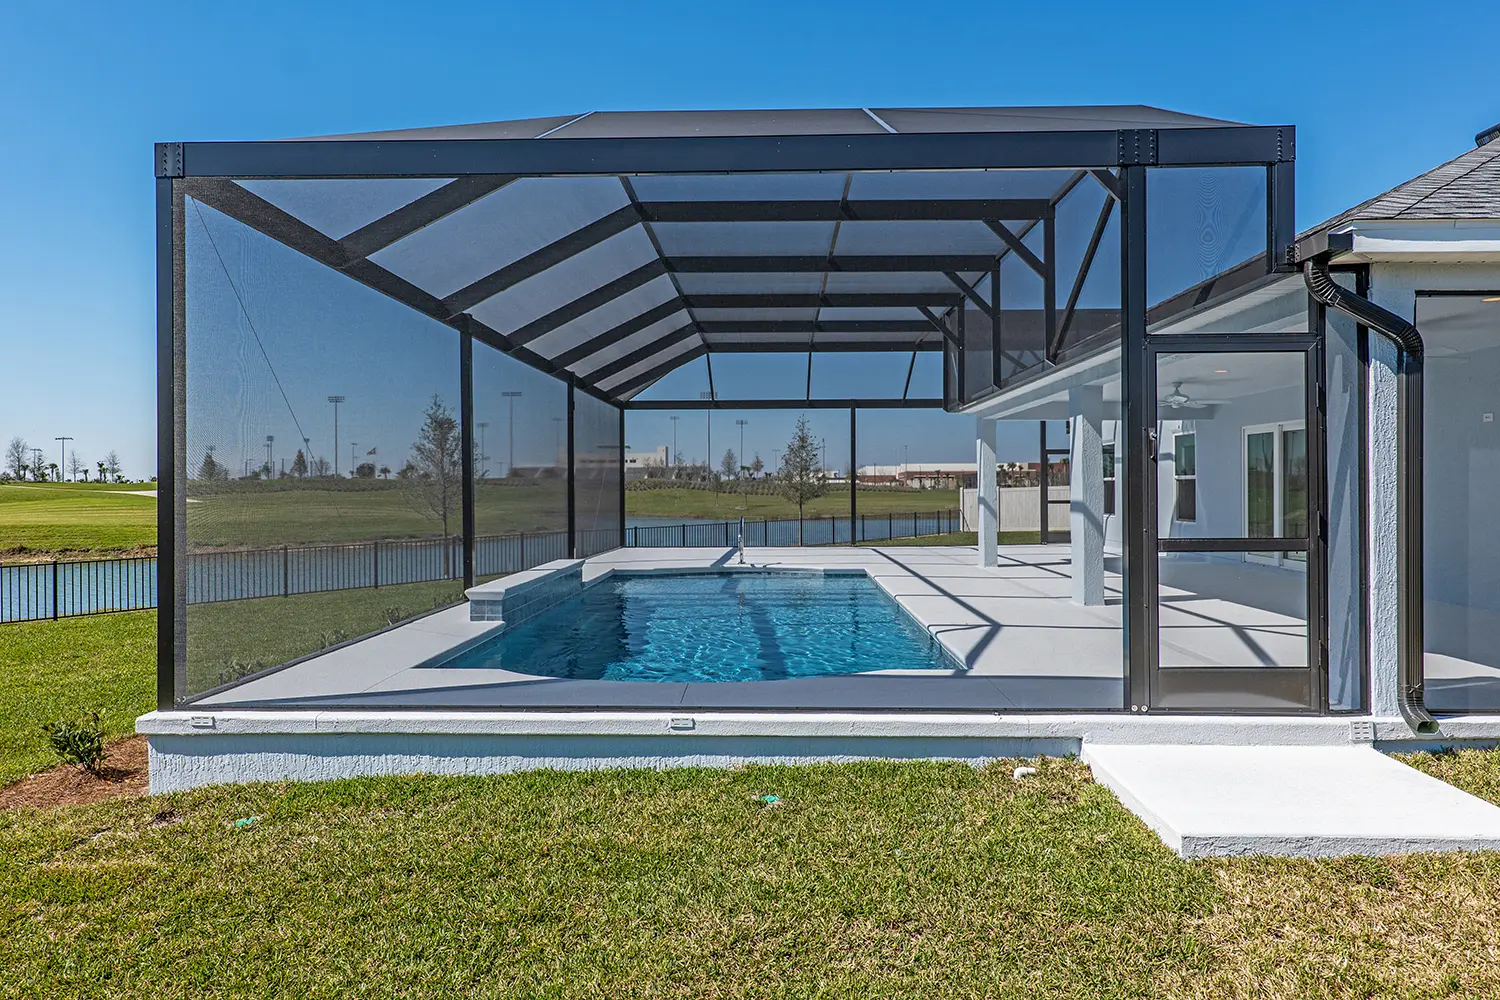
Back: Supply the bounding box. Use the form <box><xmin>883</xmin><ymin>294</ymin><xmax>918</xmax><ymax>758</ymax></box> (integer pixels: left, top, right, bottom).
<box><xmin>1302</xmin><ymin>255</ymin><xmax>1438</xmax><ymax>735</ymax></box>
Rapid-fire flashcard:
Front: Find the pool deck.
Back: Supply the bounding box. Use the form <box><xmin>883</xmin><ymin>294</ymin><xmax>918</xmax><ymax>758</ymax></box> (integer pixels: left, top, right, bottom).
<box><xmin>190</xmin><ymin>545</ymin><xmax>1128</xmax><ymax>712</ymax></box>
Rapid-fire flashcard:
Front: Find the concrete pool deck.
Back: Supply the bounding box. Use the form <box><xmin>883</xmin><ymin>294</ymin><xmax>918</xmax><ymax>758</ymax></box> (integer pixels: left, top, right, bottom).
<box><xmin>187</xmin><ymin>545</ymin><xmax>1128</xmax><ymax>712</ymax></box>
<box><xmin>183</xmin><ymin>544</ymin><xmax>1311</xmax><ymax>713</ymax></box>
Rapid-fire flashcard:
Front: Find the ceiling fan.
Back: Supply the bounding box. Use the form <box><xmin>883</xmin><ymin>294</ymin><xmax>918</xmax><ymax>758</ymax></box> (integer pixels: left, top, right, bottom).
<box><xmin>1159</xmin><ymin>382</ymin><xmax>1227</xmax><ymax>411</ymax></box>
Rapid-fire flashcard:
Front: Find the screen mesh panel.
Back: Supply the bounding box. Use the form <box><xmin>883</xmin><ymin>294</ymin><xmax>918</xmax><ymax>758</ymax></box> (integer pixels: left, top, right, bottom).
<box><xmin>371</xmin><ymin>176</ymin><xmax>633</xmax><ymax>298</ymax></box>
<box><xmin>182</xmin><ymin>196</ymin><xmax>463</xmax><ymax>702</ymax></box>
<box><xmin>1147</xmin><ymin>166</ymin><xmax>1267</xmax><ymax>308</ymax></box>
<box><xmin>472</xmin><ymin>340</ymin><xmax>569</xmax><ymax>582</ymax></box>
<box><xmin>573</xmin><ymin>393</ymin><xmax>624</xmax><ymax>556</ymax></box>
<box><xmin>233</xmin><ymin>178</ymin><xmax>453</xmax><ymax>240</ymax></box>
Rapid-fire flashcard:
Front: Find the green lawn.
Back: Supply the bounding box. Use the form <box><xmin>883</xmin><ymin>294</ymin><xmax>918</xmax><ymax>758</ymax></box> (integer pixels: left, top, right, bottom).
<box><xmin>0</xmin><ymin>484</ymin><xmax>156</xmax><ymax>558</ymax></box>
<box><xmin>6</xmin><ymin>613</ymin><xmax>1500</xmax><ymax>994</ymax></box>
<box><xmin>0</xmin><ymin>612</ymin><xmax>155</xmax><ymax>785</ymax></box>
<box><xmin>626</xmin><ymin>486</ymin><xmax>960</xmax><ymax>521</ymax></box>
<box><xmin>185</xmin><ymin>580</ymin><xmax>465</xmax><ymax>696</ymax></box>
<box><xmin>188</xmin><ymin>480</ymin><xmax>568</xmax><ymax>549</ymax></box>
<box><xmin>1</xmin><ymin>753</ymin><xmax>1500</xmax><ymax>996</ymax></box>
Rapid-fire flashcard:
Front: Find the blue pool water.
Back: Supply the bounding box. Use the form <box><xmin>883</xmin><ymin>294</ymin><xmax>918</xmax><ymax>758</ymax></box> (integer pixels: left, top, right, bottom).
<box><xmin>440</xmin><ymin>572</ymin><xmax>957</xmax><ymax>682</ymax></box>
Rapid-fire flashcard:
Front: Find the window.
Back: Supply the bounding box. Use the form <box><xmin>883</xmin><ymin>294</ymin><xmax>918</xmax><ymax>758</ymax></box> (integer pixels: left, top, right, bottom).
<box><xmin>1173</xmin><ymin>433</ymin><xmax>1196</xmax><ymax>522</ymax></box>
<box><xmin>1102</xmin><ymin>444</ymin><xmax>1116</xmax><ymax>516</ymax></box>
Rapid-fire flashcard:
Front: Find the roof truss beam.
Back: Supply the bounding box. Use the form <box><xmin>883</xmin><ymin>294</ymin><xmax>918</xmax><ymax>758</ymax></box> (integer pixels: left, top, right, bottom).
<box><xmin>637</xmin><ymin>198</ymin><xmax>1051</xmax><ymax>223</ymax></box>
<box><xmin>547</xmin><ymin>299</ymin><xmax>685</xmax><ymax>371</ymax></box>
<box><xmin>338</xmin><ymin>175</ymin><xmax>520</xmax><ymax>260</ymax></box>
<box><xmin>698</xmin><ymin>320</ymin><xmax>936</xmax><ymax>334</ymax></box>
<box><xmin>441</xmin><ymin>205</ymin><xmax>642</xmax><ymax>315</ymax></box>
<box><xmin>684</xmin><ymin>292</ymin><xmax>960</xmax><ymax>309</ymax></box>
<box><xmin>608</xmin><ymin>345</ymin><xmax>708</xmax><ymax>397</ymax></box>
<box><xmin>702</xmin><ymin>340</ymin><xmax>941</xmax><ymax>353</ymax></box>
<box><xmin>666</xmin><ymin>255</ymin><xmax>1000</xmax><ymax>273</ymax></box>
<box><xmin>505</xmin><ymin>260</ymin><xmax>667</xmax><ymax>347</ymax></box>
<box><xmin>581</xmin><ymin>325</ymin><xmax>700</xmax><ymax>383</ymax></box>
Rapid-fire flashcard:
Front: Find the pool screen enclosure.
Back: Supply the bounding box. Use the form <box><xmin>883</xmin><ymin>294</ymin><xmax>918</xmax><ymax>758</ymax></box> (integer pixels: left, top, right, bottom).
<box><xmin>157</xmin><ymin>106</ymin><xmax>1298</xmax><ymax>711</ymax></box>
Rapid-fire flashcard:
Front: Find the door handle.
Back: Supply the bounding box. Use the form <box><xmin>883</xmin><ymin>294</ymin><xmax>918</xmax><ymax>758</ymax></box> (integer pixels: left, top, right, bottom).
<box><xmin>1145</xmin><ymin>426</ymin><xmax>1158</xmax><ymax>462</ymax></box>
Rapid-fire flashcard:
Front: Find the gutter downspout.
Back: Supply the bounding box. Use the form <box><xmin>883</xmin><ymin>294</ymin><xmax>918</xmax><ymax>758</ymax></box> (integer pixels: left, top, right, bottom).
<box><xmin>1302</xmin><ymin>255</ymin><xmax>1438</xmax><ymax>735</ymax></box>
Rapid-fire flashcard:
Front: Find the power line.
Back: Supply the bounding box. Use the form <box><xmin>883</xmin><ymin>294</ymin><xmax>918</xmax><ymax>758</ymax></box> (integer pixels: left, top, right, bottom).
<box><xmin>190</xmin><ymin>200</ymin><xmax>311</xmax><ymax>458</ymax></box>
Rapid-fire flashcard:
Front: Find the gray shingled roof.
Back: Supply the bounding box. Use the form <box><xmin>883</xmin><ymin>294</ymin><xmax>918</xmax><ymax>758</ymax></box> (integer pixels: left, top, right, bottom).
<box><xmin>1311</xmin><ymin>140</ymin><xmax>1500</xmax><ymax>234</ymax></box>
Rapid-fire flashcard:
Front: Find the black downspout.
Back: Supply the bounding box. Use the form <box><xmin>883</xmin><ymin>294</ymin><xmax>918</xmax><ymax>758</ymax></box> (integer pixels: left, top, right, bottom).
<box><xmin>1302</xmin><ymin>257</ymin><xmax>1437</xmax><ymax>734</ymax></box>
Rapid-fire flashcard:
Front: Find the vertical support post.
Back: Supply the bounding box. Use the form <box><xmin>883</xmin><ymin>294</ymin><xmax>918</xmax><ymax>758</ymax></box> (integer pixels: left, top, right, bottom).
<box><xmin>975</xmin><ymin>416</ymin><xmax>998</xmax><ymax>568</ymax></box>
<box><xmin>566</xmin><ymin>381</ymin><xmax>577</xmax><ymax>558</ymax></box>
<box><xmin>1069</xmin><ymin>385</ymin><xmax>1105</xmax><ymax>605</ymax></box>
<box><xmin>52</xmin><ymin>560</ymin><xmax>59</xmax><ymax>619</ymax></box>
<box><xmin>1268</xmin><ymin>160</ymin><xmax>1296</xmax><ymax>272</ymax></box>
<box><xmin>1039</xmin><ymin>421</ymin><xmax>1050</xmax><ymax>545</ymax></box>
<box><xmin>1043</xmin><ymin>210</ymin><xmax>1058</xmax><ymax>361</ymax></box>
<box><xmin>156</xmin><ymin>169</ymin><xmax>185</xmax><ymax>710</ymax></box>
<box><xmin>1120</xmin><ymin>163</ymin><xmax>1153</xmax><ymax>712</ymax></box>
<box><xmin>618</xmin><ymin>405</ymin><xmax>626</xmax><ymax>549</ymax></box>
<box><xmin>849</xmin><ymin>407</ymin><xmax>857</xmax><ymax>544</ymax></box>
<box><xmin>990</xmin><ymin>266</ymin><xmax>1002</xmax><ymax>389</ymax></box>
<box><xmin>459</xmin><ymin>324</ymin><xmax>476</xmax><ymax>589</ymax></box>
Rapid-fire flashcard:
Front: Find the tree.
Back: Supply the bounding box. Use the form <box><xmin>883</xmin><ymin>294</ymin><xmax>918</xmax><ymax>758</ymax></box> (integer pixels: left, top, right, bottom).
<box><xmin>68</xmin><ymin>452</ymin><xmax>85</xmax><ymax>483</ymax></box>
<box><xmin>30</xmin><ymin>452</ymin><xmax>47</xmax><ymax>482</ymax></box>
<box><xmin>104</xmin><ymin>450</ymin><xmax>122</xmax><ymax>483</ymax></box>
<box><xmin>407</xmin><ymin>394</ymin><xmax>462</xmax><ymax>574</ymax></box>
<box><xmin>750</xmin><ymin>453</ymin><xmax>764</xmax><ymax>478</ymax></box>
<box><xmin>719</xmin><ymin>448</ymin><xmax>738</xmax><ymax>482</ymax></box>
<box><xmin>355</xmin><ymin>462</ymin><xmax>376</xmax><ymax>479</ymax></box>
<box><xmin>290</xmin><ymin>449</ymin><xmax>308</xmax><ymax>478</ymax></box>
<box><xmin>378</xmin><ymin>465</ymin><xmax>391</xmax><ymax>479</ymax></box>
<box><xmin>96</xmin><ymin>460</ymin><xmax>107</xmax><ymax>483</ymax></box>
<box><xmin>309</xmin><ymin>455</ymin><xmax>332</xmax><ymax>477</ymax></box>
<box><xmin>4</xmin><ymin>437</ymin><xmax>27</xmax><ymax>480</ymax></box>
<box><xmin>197</xmin><ymin>451</ymin><xmax>223</xmax><ymax>481</ymax></box>
<box><xmin>46</xmin><ymin>462</ymin><xmax>59</xmax><ymax>483</ymax></box>
<box><xmin>777</xmin><ymin>415</ymin><xmax>827</xmax><ymax>544</ymax></box>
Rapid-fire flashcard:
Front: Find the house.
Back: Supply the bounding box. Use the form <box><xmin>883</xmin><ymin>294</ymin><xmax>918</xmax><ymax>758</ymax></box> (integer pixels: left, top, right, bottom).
<box><xmin>140</xmin><ymin>107</ymin><xmax>1500</xmax><ymax>817</ymax></box>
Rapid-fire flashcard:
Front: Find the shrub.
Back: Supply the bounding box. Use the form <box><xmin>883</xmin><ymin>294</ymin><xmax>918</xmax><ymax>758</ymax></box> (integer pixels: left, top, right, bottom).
<box><xmin>41</xmin><ymin>711</ymin><xmax>107</xmax><ymax>774</ymax></box>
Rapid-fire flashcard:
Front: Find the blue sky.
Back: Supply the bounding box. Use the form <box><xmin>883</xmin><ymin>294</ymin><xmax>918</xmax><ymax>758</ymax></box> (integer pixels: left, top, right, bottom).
<box><xmin>2</xmin><ymin>0</ymin><xmax>1496</xmax><ymax>478</ymax></box>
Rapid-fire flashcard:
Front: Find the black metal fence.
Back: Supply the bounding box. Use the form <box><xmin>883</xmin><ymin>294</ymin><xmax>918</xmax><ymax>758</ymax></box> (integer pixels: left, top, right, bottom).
<box><xmin>624</xmin><ymin>510</ymin><xmax>962</xmax><ymax>547</ymax></box>
<box><xmin>0</xmin><ymin>512</ymin><xmax>957</xmax><ymax>623</ymax></box>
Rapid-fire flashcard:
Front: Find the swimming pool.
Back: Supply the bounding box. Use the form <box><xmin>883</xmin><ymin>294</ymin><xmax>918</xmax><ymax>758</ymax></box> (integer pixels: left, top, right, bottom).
<box><xmin>439</xmin><ymin>571</ymin><xmax>957</xmax><ymax>682</ymax></box>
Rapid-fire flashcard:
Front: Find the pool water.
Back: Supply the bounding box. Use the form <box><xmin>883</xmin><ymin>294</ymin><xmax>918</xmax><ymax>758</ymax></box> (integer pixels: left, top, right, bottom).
<box><xmin>440</xmin><ymin>572</ymin><xmax>956</xmax><ymax>682</ymax></box>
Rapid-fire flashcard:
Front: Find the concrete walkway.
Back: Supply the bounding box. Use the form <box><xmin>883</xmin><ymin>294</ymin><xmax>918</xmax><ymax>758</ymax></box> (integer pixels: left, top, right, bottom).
<box><xmin>1084</xmin><ymin>743</ymin><xmax>1500</xmax><ymax>857</ymax></box>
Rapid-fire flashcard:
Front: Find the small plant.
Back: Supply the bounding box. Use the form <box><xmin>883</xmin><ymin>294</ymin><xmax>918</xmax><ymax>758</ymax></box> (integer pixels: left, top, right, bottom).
<box><xmin>383</xmin><ymin>606</ymin><xmax>410</xmax><ymax>626</ymax></box>
<box><xmin>318</xmin><ymin>629</ymin><xmax>350</xmax><ymax>650</ymax></box>
<box><xmin>213</xmin><ymin>658</ymin><xmax>272</xmax><ymax>686</ymax></box>
<box><xmin>41</xmin><ymin>711</ymin><xmax>107</xmax><ymax>775</ymax></box>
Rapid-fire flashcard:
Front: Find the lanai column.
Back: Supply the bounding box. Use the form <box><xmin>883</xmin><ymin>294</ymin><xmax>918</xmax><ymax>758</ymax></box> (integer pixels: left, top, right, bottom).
<box><xmin>976</xmin><ymin>416</ymin><xmax>997</xmax><ymax>567</ymax></box>
<box><xmin>1069</xmin><ymin>385</ymin><xmax>1105</xmax><ymax>605</ymax></box>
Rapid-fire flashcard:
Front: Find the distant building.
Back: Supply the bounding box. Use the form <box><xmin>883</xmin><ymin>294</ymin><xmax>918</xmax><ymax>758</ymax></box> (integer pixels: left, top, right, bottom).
<box><xmin>853</xmin><ymin>460</ymin><xmax>1068</xmax><ymax>489</ymax></box>
<box><xmin>624</xmin><ymin>445</ymin><xmax>669</xmax><ymax>480</ymax></box>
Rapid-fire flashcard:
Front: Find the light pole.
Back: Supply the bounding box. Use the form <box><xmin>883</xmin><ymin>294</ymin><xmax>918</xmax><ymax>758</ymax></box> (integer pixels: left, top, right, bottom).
<box><xmin>735</xmin><ymin>419</ymin><xmax>749</xmax><ymax>507</ymax></box>
<box><xmin>772</xmin><ymin>448</ymin><xmax>780</xmax><ymax>477</ymax></box>
<box><xmin>477</xmin><ymin>421</ymin><xmax>489</xmax><ymax>480</ymax></box>
<box><xmin>351</xmin><ymin>442</ymin><xmax>358</xmax><ymax>477</ymax></box>
<box><xmin>265</xmin><ymin>435</ymin><xmax>274</xmax><ymax>478</ymax></box>
<box><xmin>502</xmin><ymin>391</ymin><xmax>523</xmax><ymax>477</ymax></box>
<box><xmin>302</xmin><ymin>437</ymin><xmax>310</xmax><ymax>477</ymax></box>
<box><xmin>55</xmin><ymin>436</ymin><xmax>73</xmax><ymax>482</ymax></box>
<box><xmin>669</xmin><ymin>416</ymin><xmax>679</xmax><ymax>470</ymax></box>
<box><xmin>327</xmin><ymin>396</ymin><xmax>345</xmax><ymax>476</ymax></box>
<box><xmin>551</xmin><ymin>417</ymin><xmax>564</xmax><ymax>469</ymax></box>
<box><xmin>701</xmin><ymin>392</ymin><xmax>713</xmax><ymax>476</ymax></box>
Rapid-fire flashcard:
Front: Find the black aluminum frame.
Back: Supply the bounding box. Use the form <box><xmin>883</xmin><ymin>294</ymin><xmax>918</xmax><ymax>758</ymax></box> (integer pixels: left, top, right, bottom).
<box><xmin>156</xmin><ymin>121</ymin><xmax>1297</xmax><ymax>712</ymax></box>
<box><xmin>1142</xmin><ymin>333</ymin><xmax>1326</xmax><ymax>714</ymax></box>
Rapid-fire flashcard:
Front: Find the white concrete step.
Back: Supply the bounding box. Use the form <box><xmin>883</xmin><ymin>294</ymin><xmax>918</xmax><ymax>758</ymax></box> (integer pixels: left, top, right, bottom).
<box><xmin>1082</xmin><ymin>743</ymin><xmax>1500</xmax><ymax>858</ymax></box>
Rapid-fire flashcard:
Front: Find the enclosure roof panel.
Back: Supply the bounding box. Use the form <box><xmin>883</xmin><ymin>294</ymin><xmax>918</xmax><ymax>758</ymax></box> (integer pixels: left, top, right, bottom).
<box><xmin>282</xmin><ymin>105</ymin><xmax>1248</xmax><ymax>142</ymax></box>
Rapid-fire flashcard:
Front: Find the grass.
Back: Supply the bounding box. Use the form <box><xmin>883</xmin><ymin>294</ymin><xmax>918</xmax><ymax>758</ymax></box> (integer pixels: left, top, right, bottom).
<box><xmin>625</xmin><ymin>486</ymin><xmax>960</xmax><ymax>521</ymax></box>
<box><xmin>184</xmin><ymin>579</ymin><xmax>466</xmax><ymax>696</ymax></box>
<box><xmin>7</xmin><ymin>612</ymin><xmax>1500</xmax><ymax>994</ymax></box>
<box><xmin>0</xmin><ymin>612</ymin><xmax>155</xmax><ymax>785</ymax></box>
<box><xmin>0</xmin><ymin>484</ymin><xmax>156</xmax><ymax>559</ymax></box>
<box><xmin>1</xmin><ymin>754</ymin><xmax>1500</xmax><ymax>996</ymax></box>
